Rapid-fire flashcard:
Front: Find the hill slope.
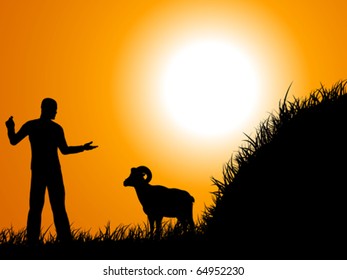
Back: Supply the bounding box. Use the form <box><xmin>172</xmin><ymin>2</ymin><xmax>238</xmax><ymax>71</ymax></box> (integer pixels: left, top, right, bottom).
<box><xmin>204</xmin><ymin>80</ymin><xmax>347</xmax><ymax>259</ymax></box>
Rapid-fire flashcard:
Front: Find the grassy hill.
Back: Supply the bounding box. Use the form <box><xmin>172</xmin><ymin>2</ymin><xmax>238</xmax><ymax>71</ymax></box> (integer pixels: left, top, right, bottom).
<box><xmin>203</xmin><ymin>80</ymin><xmax>347</xmax><ymax>259</ymax></box>
<box><xmin>1</xmin><ymin>80</ymin><xmax>347</xmax><ymax>260</ymax></box>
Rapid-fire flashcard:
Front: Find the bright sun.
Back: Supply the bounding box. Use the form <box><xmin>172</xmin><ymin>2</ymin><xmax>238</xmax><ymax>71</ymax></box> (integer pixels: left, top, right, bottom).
<box><xmin>161</xmin><ymin>39</ymin><xmax>260</xmax><ymax>138</ymax></box>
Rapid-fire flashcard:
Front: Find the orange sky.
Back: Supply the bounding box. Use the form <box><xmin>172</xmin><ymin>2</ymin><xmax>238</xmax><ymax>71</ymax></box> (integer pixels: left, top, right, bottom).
<box><xmin>1</xmin><ymin>0</ymin><xmax>346</xmax><ymax>235</ymax></box>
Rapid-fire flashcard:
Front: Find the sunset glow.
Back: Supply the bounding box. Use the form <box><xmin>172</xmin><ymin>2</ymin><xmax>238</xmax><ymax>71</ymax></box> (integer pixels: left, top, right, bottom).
<box><xmin>161</xmin><ymin>39</ymin><xmax>259</xmax><ymax>137</ymax></box>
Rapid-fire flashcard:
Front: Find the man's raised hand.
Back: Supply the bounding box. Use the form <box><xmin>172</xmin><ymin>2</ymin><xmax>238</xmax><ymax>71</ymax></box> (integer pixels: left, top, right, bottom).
<box><xmin>5</xmin><ymin>116</ymin><xmax>15</xmax><ymax>130</ymax></box>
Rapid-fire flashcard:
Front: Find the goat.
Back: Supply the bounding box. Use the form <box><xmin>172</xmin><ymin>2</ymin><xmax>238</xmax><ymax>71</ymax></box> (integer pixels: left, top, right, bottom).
<box><xmin>123</xmin><ymin>166</ymin><xmax>195</xmax><ymax>236</ymax></box>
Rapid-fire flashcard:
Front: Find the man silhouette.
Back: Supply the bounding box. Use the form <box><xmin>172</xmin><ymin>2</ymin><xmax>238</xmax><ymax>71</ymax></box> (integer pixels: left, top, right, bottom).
<box><xmin>5</xmin><ymin>98</ymin><xmax>98</xmax><ymax>244</ymax></box>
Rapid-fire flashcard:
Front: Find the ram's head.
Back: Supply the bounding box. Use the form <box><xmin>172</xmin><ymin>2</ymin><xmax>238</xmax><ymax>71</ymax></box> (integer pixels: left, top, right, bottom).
<box><xmin>123</xmin><ymin>166</ymin><xmax>152</xmax><ymax>187</ymax></box>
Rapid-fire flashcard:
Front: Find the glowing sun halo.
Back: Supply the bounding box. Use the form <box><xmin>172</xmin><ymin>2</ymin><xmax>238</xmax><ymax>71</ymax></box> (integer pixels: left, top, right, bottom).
<box><xmin>161</xmin><ymin>39</ymin><xmax>260</xmax><ymax>138</ymax></box>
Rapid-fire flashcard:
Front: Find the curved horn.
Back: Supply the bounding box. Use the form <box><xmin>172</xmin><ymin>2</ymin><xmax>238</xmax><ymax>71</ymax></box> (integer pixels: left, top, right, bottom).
<box><xmin>136</xmin><ymin>166</ymin><xmax>152</xmax><ymax>183</ymax></box>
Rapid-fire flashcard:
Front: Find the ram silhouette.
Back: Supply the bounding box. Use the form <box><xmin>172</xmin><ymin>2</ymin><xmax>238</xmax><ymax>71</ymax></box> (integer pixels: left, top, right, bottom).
<box><xmin>123</xmin><ymin>166</ymin><xmax>195</xmax><ymax>236</ymax></box>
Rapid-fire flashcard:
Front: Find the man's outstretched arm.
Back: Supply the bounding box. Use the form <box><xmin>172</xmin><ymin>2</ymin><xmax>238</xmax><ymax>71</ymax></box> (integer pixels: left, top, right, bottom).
<box><xmin>59</xmin><ymin>141</ymin><xmax>98</xmax><ymax>155</ymax></box>
<box><xmin>57</xmin><ymin>125</ymin><xmax>98</xmax><ymax>154</ymax></box>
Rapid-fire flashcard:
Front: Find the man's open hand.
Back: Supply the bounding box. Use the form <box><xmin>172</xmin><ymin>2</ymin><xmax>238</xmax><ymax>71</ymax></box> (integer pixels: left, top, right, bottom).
<box><xmin>83</xmin><ymin>141</ymin><xmax>98</xmax><ymax>151</ymax></box>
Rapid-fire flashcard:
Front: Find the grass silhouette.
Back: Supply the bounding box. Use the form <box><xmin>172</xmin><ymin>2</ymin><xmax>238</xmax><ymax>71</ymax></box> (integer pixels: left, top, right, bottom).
<box><xmin>0</xmin><ymin>221</ymin><xmax>207</xmax><ymax>259</ymax></box>
<box><xmin>1</xmin><ymin>80</ymin><xmax>347</xmax><ymax>259</ymax></box>
<box><xmin>203</xmin><ymin>79</ymin><xmax>347</xmax><ymax>259</ymax></box>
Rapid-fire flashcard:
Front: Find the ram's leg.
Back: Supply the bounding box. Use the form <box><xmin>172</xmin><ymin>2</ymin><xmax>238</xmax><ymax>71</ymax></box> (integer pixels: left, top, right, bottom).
<box><xmin>177</xmin><ymin>206</ymin><xmax>195</xmax><ymax>232</ymax></box>
<box><xmin>177</xmin><ymin>217</ymin><xmax>194</xmax><ymax>233</ymax></box>
<box><xmin>175</xmin><ymin>218</ymin><xmax>182</xmax><ymax>230</ymax></box>
<box><xmin>188</xmin><ymin>216</ymin><xmax>195</xmax><ymax>231</ymax></box>
<box><xmin>155</xmin><ymin>217</ymin><xmax>163</xmax><ymax>238</ymax></box>
<box><xmin>174</xmin><ymin>217</ymin><xmax>187</xmax><ymax>233</ymax></box>
<box><xmin>187</xmin><ymin>204</ymin><xmax>195</xmax><ymax>231</ymax></box>
<box><xmin>148</xmin><ymin>216</ymin><xmax>155</xmax><ymax>236</ymax></box>
<box><xmin>187</xmin><ymin>212</ymin><xmax>195</xmax><ymax>230</ymax></box>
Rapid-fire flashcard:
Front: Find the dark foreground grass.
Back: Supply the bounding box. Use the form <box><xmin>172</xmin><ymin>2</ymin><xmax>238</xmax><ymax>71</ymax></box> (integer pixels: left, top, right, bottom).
<box><xmin>2</xmin><ymin>80</ymin><xmax>347</xmax><ymax>260</ymax></box>
<box><xmin>0</xmin><ymin>222</ymin><xmax>209</xmax><ymax>260</ymax></box>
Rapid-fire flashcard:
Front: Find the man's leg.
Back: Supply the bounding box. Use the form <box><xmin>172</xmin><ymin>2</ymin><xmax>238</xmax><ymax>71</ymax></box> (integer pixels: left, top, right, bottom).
<box><xmin>27</xmin><ymin>172</ymin><xmax>46</xmax><ymax>244</ymax></box>
<box><xmin>47</xmin><ymin>170</ymin><xmax>72</xmax><ymax>242</ymax></box>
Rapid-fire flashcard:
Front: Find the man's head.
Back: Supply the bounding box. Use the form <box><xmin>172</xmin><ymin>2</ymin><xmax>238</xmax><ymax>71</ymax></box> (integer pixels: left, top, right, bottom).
<box><xmin>41</xmin><ymin>98</ymin><xmax>57</xmax><ymax>119</ymax></box>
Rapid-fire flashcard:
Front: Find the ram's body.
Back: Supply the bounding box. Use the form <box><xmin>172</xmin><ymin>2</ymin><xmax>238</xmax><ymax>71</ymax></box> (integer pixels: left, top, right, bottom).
<box><xmin>124</xmin><ymin>166</ymin><xmax>195</xmax><ymax>236</ymax></box>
